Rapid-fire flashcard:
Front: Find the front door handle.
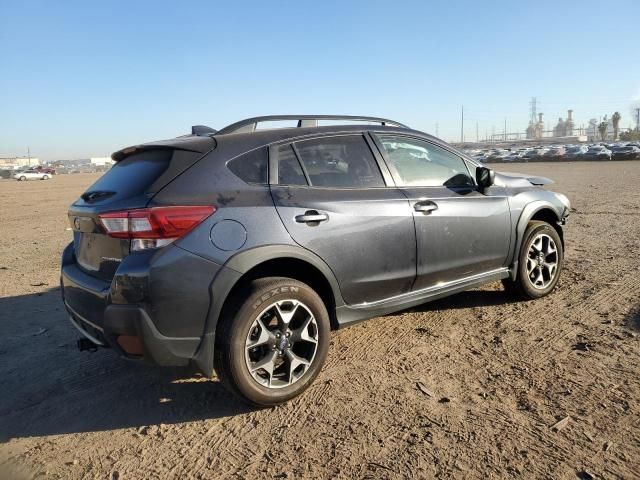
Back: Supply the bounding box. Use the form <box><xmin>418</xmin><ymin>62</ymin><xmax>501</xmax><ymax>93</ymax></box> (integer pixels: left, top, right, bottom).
<box><xmin>414</xmin><ymin>201</ymin><xmax>438</xmax><ymax>214</ymax></box>
<box><xmin>295</xmin><ymin>210</ymin><xmax>329</xmax><ymax>224</ymax></box>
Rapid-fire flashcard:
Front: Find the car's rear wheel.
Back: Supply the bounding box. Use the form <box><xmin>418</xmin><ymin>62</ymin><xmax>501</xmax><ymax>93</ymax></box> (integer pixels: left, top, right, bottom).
<box><xmin>19</xmin><ymin>176</ymin><xmax>26</xmax><ymax>181</ymax></box>
<box><xmin>42</xmin><ymin>175</ymin><xmax>49</xmax><ymax>180</ymax></box>
<box><xmin>503</xmin><ymin>220</ymin><xmax>563</xmax><ymax>299</ymax></box>
<box><xmin>214</xmin><ymin>277</ymin><xmax>330</xmax><ymax>406</ymax></box>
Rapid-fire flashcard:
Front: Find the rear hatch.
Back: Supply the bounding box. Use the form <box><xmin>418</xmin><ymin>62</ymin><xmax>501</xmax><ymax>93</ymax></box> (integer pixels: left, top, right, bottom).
<box><xmin>68</xmin><ymin>138</ymin><xmax>214</xmax><ymax>281</ymax></box>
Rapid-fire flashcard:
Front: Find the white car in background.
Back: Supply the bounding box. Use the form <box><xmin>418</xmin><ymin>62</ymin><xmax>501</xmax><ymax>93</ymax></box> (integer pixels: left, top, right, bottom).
<box><xmin>13</xmin><ymin>169</ymin><xmax>51</xmax><ymax>181</ymax></box>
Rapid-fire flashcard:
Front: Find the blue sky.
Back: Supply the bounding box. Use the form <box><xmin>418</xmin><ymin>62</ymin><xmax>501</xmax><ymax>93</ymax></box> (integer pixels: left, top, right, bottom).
<box><xmin>1</xmin><ymin>0</ymin><xmax>639</xmax><ymax>160</ymax></box>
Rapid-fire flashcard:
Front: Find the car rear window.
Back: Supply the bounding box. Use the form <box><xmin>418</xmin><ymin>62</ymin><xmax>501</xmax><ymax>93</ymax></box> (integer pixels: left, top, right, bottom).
<box><xmin>227</xmin><ymin>147</ymin><xmax>268</xmax><ymax>184</ymax></box>
<box><xmin>82</xmin><ymin>150</ymin><xmax>171</xmax><ymax>202</ymax></box>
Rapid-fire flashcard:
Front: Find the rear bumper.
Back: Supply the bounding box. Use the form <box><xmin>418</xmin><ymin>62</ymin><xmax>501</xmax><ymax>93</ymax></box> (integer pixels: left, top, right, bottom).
<box><xmin>63</xmin><ymin>298</ymin><xmax>200</xmax><ymax>366</ymax></box>
<box><xmin>60</xmin><ymin>242</ymin><xmax>221</xmax><ymax>368</ymax></box>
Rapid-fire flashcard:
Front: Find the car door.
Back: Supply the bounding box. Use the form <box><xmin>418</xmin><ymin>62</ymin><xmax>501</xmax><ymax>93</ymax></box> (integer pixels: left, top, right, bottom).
<box><xmin>269</xmin><ymin>133</ymin><xmax>416</xmax><ymax>305</ymax></box>
<box><xmin>372</xmin><ymin>134</ymin><xmax>511</xmax><ymax>291</ymax></box>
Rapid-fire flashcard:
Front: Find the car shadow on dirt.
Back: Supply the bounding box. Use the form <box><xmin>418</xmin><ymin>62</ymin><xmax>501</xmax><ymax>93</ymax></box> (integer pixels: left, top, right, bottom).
<box><xmin>407</xmin><ymin>287</ymin><xmax>520</xmax><ymax>313</ymax></box>
<box><xmin>0</xmin><ymin>285</ymin><xmax>523</xmax><ymax>441</ymax></box>
<box><xmin>624</xmin><ymin>305</ymin><xmax>640</xmax><ymax>331</ymax></box>
<box><xmin>0</xmin><ymin>289</ymin><xmax>254</xmax><ymax>442</ymax></box>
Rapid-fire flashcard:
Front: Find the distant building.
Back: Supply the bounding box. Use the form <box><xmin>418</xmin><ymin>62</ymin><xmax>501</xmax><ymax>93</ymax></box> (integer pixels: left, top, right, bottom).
<box><xmin>53</xmin><ymin>159</ymin><xmax>91</xmax><ymax>167</ymax></box>
<box><xmin>0</xmin><ymin>157</ymin><xmax>41</xmax><ymax>169</ymax></box>
<box><xmin>526</xmin><ymin>113</ymin><xmax>545</xmax><ymax>140</ymax></box>
<box><xmin>90</xmin><ymin>157</ymin><xmax>115</xmax><ymax>166</ymax></box>
<box><xmin>586</xmin><ymin>116</ymin><xmax>615</xmax><ymax>142</ymax></box>
<box><xmin>553</xmin><ymin>110</ymin><xmax>575</xmax><ymax>137</ymax></box>
<box><xmin>566</xmin><ymin>110</ymin><xmax>575</xmax><ymax>136</ymax></box>
<box><xmin>553</xmin><ymin>117</ymin><xmax>566</xmax><ymax>137</ymax></box>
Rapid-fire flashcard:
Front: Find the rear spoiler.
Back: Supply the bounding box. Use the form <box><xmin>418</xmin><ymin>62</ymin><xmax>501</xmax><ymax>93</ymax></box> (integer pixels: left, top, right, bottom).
<box><xmin>111</xmin><ymin>136</ymin><xmax>215</xmax><ymax>161</ymax></box>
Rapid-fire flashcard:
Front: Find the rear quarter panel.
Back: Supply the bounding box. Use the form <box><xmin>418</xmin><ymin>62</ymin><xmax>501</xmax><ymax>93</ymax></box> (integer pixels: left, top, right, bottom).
<box><xmin>152</xmin><ymin>149</ymin><xmax>296</xmax><ymax>266</ymax></box>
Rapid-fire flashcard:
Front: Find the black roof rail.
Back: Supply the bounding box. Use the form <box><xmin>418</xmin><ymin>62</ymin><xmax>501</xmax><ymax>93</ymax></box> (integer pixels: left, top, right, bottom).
<box><xmin>191</xmin><ymin>125</ymin><xmax>217</xmax><ymax>136</ymax></box>
<box><xmin>216</xmin><ymin>115</ymin><xmax>408</xmax><ymax>135</ymax></box>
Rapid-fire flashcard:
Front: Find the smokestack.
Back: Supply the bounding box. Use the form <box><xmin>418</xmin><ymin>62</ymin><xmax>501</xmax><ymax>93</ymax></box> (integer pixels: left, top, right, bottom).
<box><xmin>566</xmin><ymin>109</ymin><xmax>575</xmax><ymax>136</ymax></box>
<box><xmin>538</xmin><ymin>113</ymin><xmax>544</xmax><ymax>123</ymax></box>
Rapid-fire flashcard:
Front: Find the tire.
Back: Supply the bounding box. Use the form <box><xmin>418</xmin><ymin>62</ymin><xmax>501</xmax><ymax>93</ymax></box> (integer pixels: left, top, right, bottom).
<box><xmin>19</xmin><ymin>176</ymin><xmax>26</xmax><ymax>181</ymax></box>
<box><xmin>42</xmin><ymin>175</ymin><xmax>49</xmax><ymax>180</ymax></box>
<box><xmin>214</xmin><ymin>277</ymin><xmax>330</xmax><ymax>406</ymax></box>
<box><xmin>502</xmin><ymin>220</ymin><xmax>563</xmax><ymax>299</ymax></box>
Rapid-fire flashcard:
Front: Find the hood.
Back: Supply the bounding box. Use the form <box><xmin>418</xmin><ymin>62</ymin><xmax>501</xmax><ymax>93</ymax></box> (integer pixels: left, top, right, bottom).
<box><xmin>494</xmin><ymin>171</ymin><xmax>554</xmax><ymax>187</ymax></box>
<box><xmin>495</xmin><ymin>172</ymin><xmax>553</xmax><ymax>188</ymax></box>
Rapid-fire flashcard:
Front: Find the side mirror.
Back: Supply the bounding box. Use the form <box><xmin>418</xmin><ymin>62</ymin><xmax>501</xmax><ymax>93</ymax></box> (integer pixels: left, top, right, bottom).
<box><xmin>476</xmin><ymin>166</ymin><xmax>495</xmax><ymax>191</ymax></box>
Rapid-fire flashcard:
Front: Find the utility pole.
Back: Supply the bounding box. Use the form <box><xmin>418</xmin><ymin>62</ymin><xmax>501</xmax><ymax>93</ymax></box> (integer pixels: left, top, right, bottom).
<box><xmin>461</xmin><ymin>105</ymin><xmax>464</xmax><ymax>143</ymax></box>
<box><xmin>27</xmin><ymin>147</ymin><xmax>31</xmax><ymax>167</ymax></box>
<box><xmin>504</xmin><ymin>118</ymin><xmax>507</xmax><ymax>142</ymax></box>
<box><xmin>636</xmin><ymin>108</ymin><xmax>640</xmax><ymax>132</ymax></box>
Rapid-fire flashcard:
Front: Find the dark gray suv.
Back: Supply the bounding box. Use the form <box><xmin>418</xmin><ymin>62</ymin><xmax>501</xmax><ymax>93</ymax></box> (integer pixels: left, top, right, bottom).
<box><xmin>61</xmin><ymin>115</ymin><xmax>571</xmax><ymax>405</ymax></box>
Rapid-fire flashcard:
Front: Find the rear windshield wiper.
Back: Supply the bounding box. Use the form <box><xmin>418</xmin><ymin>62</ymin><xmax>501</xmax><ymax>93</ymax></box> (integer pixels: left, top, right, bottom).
<box><xmin>81</xmin><ymin>190</ymin><xmax>116</xmax><ymax>202</ymax></box>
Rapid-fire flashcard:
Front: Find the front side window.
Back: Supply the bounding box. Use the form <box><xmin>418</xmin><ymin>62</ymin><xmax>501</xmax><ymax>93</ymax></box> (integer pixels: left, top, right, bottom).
<box><xmin>377</xmin><ymin>136</ymin><xmax>474</xmax><ymax>187</ymax></box>
<box><xmin>293</xmin><ymin>135</ymin><xmax>384</xmax><ymax>188</ymax></box>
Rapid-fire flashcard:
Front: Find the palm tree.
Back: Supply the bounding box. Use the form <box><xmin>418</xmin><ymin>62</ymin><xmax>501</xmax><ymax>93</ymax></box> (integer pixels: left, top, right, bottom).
<box><xmin>598</xmin><ymin>122</ymin><xmax>608</xmax><ymax>141</ymax></box>
<box><xmin>612</xmin><ymin>112</ymin><xmax>621</xmax><ymax>140</ymax></box>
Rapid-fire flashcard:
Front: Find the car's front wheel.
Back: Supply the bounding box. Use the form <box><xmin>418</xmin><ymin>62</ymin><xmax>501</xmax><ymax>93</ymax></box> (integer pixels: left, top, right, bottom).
<box><xmin>19</xmin><ymin>176</ymin><xmax>26</xmax><ymax>181</ymax></box>
<box><xmin>214</xmin><ymin>277</ymin><xmax>330</xmax><ymax>406</ymax></box>
<box><xmin>503</xmin><ymin>220</ymin><xmax>563</xmax><ymax>299</ymax></box>
<box><xmin>42</xmin><ymin>175</ymin><xmax>49</xmax><ymax>180</ymax></box>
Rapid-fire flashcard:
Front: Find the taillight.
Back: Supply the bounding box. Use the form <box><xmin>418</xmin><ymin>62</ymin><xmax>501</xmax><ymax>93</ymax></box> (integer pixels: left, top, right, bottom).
<box><xmin>99</xmin><ymin>206</ymin><xmax>215</xmax><ymax>251</ymax></box>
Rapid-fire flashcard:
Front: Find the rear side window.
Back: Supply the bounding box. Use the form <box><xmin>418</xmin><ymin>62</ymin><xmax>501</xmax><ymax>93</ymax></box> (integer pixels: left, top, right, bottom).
<box><xmin>277</xmin><ymin>144</ymin><xmax>307</xmax><ymax>186</ymax></box>
<box><xmin>293</xmin><ymin>135</ymin><xmax>384</xmax><ymax>188</ymax></box>
<box><xmin>227</xmin><ymin>147</ymin><xmax>268</xmax><ymax>184</ymax></box>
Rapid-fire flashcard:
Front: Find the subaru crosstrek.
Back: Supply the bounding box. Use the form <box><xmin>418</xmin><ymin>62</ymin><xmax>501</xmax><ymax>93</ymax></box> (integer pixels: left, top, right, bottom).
<box><xmin>61</xmin><ymin>115</ymin><xmax>570</xmax><ymax>405</ymax></box>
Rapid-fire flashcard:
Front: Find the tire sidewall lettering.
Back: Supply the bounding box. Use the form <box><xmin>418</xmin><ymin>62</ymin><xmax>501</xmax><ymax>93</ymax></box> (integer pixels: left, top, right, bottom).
<box><xmin>252</xmin><ymin>286</ymin><xmax>300</xmax><ymax>310</ymax></box>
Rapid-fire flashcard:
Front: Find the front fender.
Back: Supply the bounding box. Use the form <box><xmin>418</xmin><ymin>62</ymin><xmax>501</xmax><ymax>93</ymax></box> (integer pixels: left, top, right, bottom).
<box><xmin>510</xmin><ymin>200</ymin><xmax>564</xmax><ymax>280</ymax></box>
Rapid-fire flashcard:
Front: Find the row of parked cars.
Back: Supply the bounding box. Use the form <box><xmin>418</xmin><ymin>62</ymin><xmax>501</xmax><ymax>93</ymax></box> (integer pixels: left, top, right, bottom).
<box><xmin>466</xmin><ymin>141</ymin><xmax>640</xmax><ymax>163</ymax></box>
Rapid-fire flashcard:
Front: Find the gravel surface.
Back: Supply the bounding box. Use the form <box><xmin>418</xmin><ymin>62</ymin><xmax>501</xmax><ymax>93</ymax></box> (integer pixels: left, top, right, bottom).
<box><xmin>1</xmin><ymin>163</ymin><xmax>639</xmax><ymax>479</ymax></box>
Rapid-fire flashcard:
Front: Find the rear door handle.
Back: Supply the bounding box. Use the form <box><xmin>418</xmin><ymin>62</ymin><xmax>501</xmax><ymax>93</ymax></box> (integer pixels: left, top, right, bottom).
<box><xmin>295</xmin><ymin>210</ymin><xmax>329</xmax><ymax>224</ymax></box>
<box><xmin>414</xmin><ymin>201</ymin><xmax>438</xmax><ymax>214</ymax></box>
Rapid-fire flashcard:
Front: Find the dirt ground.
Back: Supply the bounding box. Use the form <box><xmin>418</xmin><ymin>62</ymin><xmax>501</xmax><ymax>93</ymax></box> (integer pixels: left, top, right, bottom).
<box><xmin>0</xmin><ymin>162</ymin><xmax>639</xmax><ymax>480</ymax></box>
